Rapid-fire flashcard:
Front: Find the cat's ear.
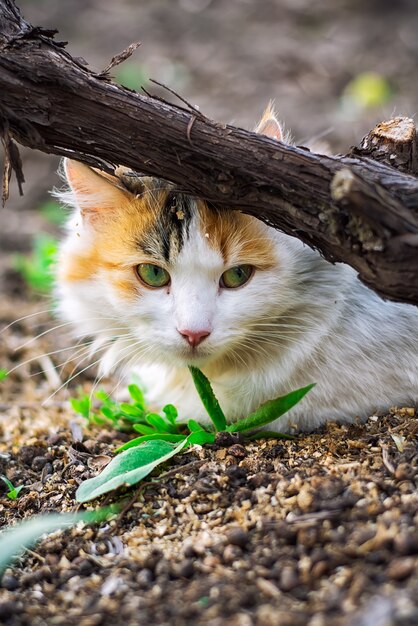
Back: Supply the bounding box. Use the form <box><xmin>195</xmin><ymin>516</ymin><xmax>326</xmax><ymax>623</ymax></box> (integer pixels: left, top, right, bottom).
<box><xmin>63</xmin><ymin>159</ymin><xmax>131</xmax><ymax>220</ymax></box>
<box><xmin>254</xmin><ymin>103</ymin><xmax>284</xmax><ymax>141</ymax></box>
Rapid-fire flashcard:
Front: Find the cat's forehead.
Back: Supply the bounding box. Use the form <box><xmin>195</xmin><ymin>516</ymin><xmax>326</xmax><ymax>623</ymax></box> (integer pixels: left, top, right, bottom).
<box><xmin>135</xmin><ymin>185</ymin><xmax>196</xmax><ymax>263</ymax></box>
<box><xmin>131</xmin><ymin>181</ymin><xmax>277</xmax><ymax>270</ymax></box>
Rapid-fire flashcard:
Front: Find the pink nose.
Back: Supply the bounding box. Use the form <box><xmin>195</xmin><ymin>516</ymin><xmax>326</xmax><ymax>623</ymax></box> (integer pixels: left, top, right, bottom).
<box><xmin>178</xmin><ymin>329</ymin><xmax>211</xmax><ymax>347</ymax></box>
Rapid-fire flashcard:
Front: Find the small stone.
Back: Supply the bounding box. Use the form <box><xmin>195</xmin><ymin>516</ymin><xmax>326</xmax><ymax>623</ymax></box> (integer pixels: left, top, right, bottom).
<box><xmin>228</xmin><ymin>444</ymin><xmax>247</xmax><ymax>459</ymax></box>
<box><xmin>226</xmin><ymin>527</ymin><xmax>249</xmax><ymax>547</ymax></box>
<box><xmin>386</xmin><ymin>557</ymin><xmax>416</xmax><ymax>581</ymax></box>
<box><xmin>394</xmin><ymin>532</ymin><xmax>418</xmax><ymax>555</ymax></box>
<box><xmin>31</xmin><ymin>456</ymin><xmax>47</xmax><ymax>471</ymax></box>
<box><xmin>223</xmin><ymin>544</ymin><xmax>243</xmax><ymax>564</ymax></box>
<box><xmin>172</xmin><ymin>559</ymin><xmax>195</xmax><ymax>579</ymax></box>
<box><xmin>395</xmin><ymin>463</ymin><xmax>415</xmax><ymax>481</ymax></box>
<box><xmin>78</xmin><ymin>559</ymin><xmax>94</xmax><ymax>576</ymax></box>
<box><xmin>0</xmin><ymin>601</ymin><xmax>16</xmax><ymax>619</ymax></box>
<box><xmin>142</xmin><ymin>549</ymin><xmax>163</xmax><ymax>571</ymax></box>
<box><xmin>1</xmin><ymin>574</ymin><xmax>19</xmax><ymax>590</ymax></box>
<box><xmin>279</xmin><ymin>566</ymin><xmax>299</xmax><ymax>591</ymax></box>
<box><xmin>183</xmin><ymin>543</ymin><xmax>198</xmax><ymax>558</ymax></box>
<box><xmin>297</xmin><ymin>484</ymin><xmax>314</xmax><ymax>512</ymax></box>
<box><xmin>310</xmin><ymin>560</ymin><xmax>329</xmax><ymax>579</ymax></box>
<box><xmin>136</xmin><ymin>568</ymin><xmax>153</xmax><ymax>589</ymax></box>
<box><xmin>215</xmin><ymin>432</ymin><xmax>236</xmax><ymax>447</ymax></box>
<box><xmin>256</xmin><ymin>578</ymin><xmax>281</xmax><ymax>599</ymax></box>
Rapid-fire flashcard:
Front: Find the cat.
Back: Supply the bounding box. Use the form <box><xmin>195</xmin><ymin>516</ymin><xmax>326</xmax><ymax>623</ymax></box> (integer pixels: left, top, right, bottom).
<box><xmin>55</xmin><ymin>106</ymin><xmax>418</xmax><ymax>433</ymax></box>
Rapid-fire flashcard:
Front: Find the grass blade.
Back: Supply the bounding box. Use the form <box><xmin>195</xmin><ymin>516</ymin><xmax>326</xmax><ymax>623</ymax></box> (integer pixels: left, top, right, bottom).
<box><xmin>188</xmin><ymin>366</ymin><xmax>226</xmax><ymax>432</ymax></box>
<box><xmin>227</xmin><ymin>384</ymin><xmax>315</xmax><ymax>433</ymax></box>
<box><xmin>186</xmin><ymin>431</ymin><xmax>216</xmax><ymax>445</ymax></box>
<box><xmin>0</xmin><ymin>508</ymin><xmax>113</xmax><ymax>574</ymax></box>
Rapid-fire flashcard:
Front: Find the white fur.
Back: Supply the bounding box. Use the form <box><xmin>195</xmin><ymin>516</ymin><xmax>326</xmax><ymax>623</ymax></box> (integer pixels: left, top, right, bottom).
<box><xmin>56</xmin><ymin>195</ymin><xmax>418</xmax><ymax>433</ymax></box>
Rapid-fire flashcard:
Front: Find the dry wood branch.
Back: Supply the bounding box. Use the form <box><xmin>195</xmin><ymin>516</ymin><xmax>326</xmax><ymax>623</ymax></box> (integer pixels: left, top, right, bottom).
<box><xmin>0</xmin><ymin>0</ymin><xmax>418</xmax><ymax>304</ymax></box>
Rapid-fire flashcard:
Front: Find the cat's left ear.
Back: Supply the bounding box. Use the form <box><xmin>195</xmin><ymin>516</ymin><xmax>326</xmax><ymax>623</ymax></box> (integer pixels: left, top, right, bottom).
<box><xmin>63</xmin><ymin>159</ymin><xmax>132</xmax><ymax>220</ymax></box>
<box><xmin>254</xmin><ymin>103</ymin><xmax>284</xmax><ymax>141</ymax></box>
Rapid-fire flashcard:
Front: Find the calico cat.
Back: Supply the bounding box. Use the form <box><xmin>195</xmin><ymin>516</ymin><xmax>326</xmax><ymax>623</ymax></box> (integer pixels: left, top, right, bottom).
<box><xmin>56</xmin><ymin>107</ymin><xmax>418</xmax><ymax>432</ymax></box>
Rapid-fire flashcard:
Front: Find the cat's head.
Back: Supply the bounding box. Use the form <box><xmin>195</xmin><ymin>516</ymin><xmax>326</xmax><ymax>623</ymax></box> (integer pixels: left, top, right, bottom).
<box><xmin>56</xmin><ymin>107</ymin><xmax>305</xmax><ymax>373</ymax></box>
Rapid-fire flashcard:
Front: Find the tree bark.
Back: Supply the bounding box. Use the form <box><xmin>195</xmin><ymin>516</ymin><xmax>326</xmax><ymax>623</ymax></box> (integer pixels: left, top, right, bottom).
<box><xmin>0</xmin><ymin>0</ymin><xmax>418</xmax><ymax>304</ymax></box>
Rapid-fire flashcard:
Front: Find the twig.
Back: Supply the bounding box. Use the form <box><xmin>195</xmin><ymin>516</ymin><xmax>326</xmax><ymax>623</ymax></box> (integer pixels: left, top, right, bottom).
<box><xmin>381</xmin><ymin>446</ymin><xmax>396</xmax><ymax>475</ymax></box>
<box><xmin>186</xmin><ymin>115</ymin><xmax>196</xmax><ymax>146</ymax></box>
<box><xmin>99</xmin><ymin>42</ymin><xmax>141</xmax><ymax>77</ymax></box>
<box><xmin>149</xmin><ymin>78</ymin><xmax>206</xmax><ymax>120</ymax></box>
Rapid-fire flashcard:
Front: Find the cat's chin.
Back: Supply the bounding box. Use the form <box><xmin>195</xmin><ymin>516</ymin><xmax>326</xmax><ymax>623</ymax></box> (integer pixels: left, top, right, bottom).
<box><xmin>154</xmin><ymin>345</ymin><xmax>217</xmax><ymax>369</ymax></box>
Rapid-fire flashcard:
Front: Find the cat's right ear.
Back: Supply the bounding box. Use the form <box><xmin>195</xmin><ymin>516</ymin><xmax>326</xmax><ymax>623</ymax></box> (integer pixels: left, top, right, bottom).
<box><xmin>63</xmin><ymin>159</ymin><xmax>132</xmax><ymax>221</ymax></box>
<box><xmin>254</xmin><ymin>103</ymin><xmax>284</xmax><ymax>142</ymax></box>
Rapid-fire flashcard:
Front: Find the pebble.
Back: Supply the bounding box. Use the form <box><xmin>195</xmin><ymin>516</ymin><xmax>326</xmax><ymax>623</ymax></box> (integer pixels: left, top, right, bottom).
<box><xmin>171</xmin><ymin>559</ymin><xmax>195</xmax><ymax>579</ymax></box>
<box><xmin>0</xmin><ymin>601</ymin><xmax>17</xmax><ymax>619</ymax></box>
<box><xmin>226</xmin><ymin>527</ymin><xmax>249</xmax><ymax>548</ymax></box>
<box><xmin>386</xmin><ymin>557</ymin><xmax>416</xmax><ymax>581</ymax></box>
<box><xmin>223</xmin><ymin>544</ymin><xmax>243</xmax><ymax>564</ymax></box>
<box><xmin>1</xmin><ymin>574</ymin><xmax>19</xmax><ymax>590</ymax></box>
<box><xmin>32</xmin><ymin>455</ymin><xmax>47</xmax><ymax>471</ymax></box>
<box><xmin>279</xmin><ymin>566</ymin><xmax>299</xmax><ymax>591</ymax></box>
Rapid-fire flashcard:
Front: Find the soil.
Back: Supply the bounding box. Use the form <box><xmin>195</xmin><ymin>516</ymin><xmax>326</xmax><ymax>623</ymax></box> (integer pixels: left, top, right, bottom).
<box><xmin>1</xmin><ymin>1</ymin><xmax>418</xmax><ymax>625</ymax></box>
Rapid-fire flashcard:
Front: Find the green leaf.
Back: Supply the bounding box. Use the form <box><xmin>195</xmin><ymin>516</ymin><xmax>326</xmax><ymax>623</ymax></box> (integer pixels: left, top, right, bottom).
<box><xmin>0</xmin><ymin>369</ymin><xmax>8</xmax><ymax>382</ymax></box>
<box><xmin>133</xmin><ymin>423</ymin><xmax>158</xmax><ymax>436</ymax></box>
<box><xmin>128</xmin><ymin>384</ymin><xmax>145</xmax><ymax>409</ymax></box>
<box><xmin>145</xmin><ymin>412</ymin><xmax>172</xmax><ymax>432</ymax></box>
<box><xmin>0</xmin><ymin>509</ymin><xmax>114</xmax><ymax>573</ymax></box>
<box><xmin>343</xmin><ymin>72</ymin><xmax>392</xmax><ymax>109</ymax></box>
<box><xmin>115</xmin><ymin>62</ymin><xmax>148</xmax><ymax>91</ymax></box>
<box><xmin>187</xmin><ymin>419</ymin><xmax>206</xmax><ymax>433</ymax></box>
<box><xmin>186</xmin><ymin>431</ymin><xmax>216</xmax><ymax>445</ymax></box>
<box><xmin>119</xmin><ymin>403</ymin><xmax>143</xmax><ymax>417</ymax></box>
<box><xmin>115</xmin><ymin>433</ymin><xmax>186</xmax><ymax>453</ymax></box>
<box><xmin>162</xmin><ymin>404</ymin><xmax>178</xmax><ymax>426</ymax></box>
<box><xmin>189</xmin><ymin>367</ymin><xmax>227</xmax><ymax>432</ymax></box>
<box><xmin>76</xmin><ymin>439</ymin><xmax>187</xmax><ymax>503</ymax></box>
<box><xmin>1</xmin><ymin>476</ymin><xmax>24</xmax><ymax>500</ymax></box>
<box><xmin>39</xmin><ymin>200</ymin><xmax>66</xmax><ymax>226</ymax></box>
<box><xmin>227</xmin><ymin>384</ymin><xmax>315</xmax><ymax>433</ymax></box>
<box><xmin>100</xmin><ymin>406</ymin><xmax>119</xmax><ymax>421</ymax></box>
<box><xmin>70</xmin><ymin>394</ymin><xmax>91</xmax><ymax>420</ymax></box>
<box><xmin>14</xmin><ymin>234</ymin><xmax>58</xmax><ymax>293</ymax></box>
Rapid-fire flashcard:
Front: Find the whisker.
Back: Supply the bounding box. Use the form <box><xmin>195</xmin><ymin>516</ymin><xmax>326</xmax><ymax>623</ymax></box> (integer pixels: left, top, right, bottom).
<box><xmin>0</xmin><ymin>308</ymin><xmax>56</xmax><ymax>334</ymax></box>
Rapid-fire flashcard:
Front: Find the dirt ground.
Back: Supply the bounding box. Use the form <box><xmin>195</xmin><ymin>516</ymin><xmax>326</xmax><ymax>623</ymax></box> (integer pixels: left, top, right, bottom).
<box><xmin>1</xmin><ymin>1</ymin><xmax>418</xmax><ymax>625</ymax></box>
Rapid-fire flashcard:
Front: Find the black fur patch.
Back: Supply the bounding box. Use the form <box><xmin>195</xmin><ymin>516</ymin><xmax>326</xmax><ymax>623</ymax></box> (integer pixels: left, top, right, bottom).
<box><xmin>138</xmin><ymin>192</ymin><xmax>194</xmax><ymax>262</ymax></box>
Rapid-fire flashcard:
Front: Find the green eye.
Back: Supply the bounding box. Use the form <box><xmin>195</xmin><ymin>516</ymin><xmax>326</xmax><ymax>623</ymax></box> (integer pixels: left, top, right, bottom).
<box><xmin>220</xmin><ymin>265</ymin><xmax>253</xmax><ymax>289</ymax></box>
<box><xmin>136</xmin><ymin>263</ymin><xmax>170</xmax><ymax>288</ymax></box>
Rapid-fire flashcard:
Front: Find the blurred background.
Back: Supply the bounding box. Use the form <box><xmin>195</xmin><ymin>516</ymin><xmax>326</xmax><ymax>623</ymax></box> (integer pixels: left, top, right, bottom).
<box><xmin>1</xmin><ymin>0</ymin><xmax>418</xmax><ymax>293</ymax></box>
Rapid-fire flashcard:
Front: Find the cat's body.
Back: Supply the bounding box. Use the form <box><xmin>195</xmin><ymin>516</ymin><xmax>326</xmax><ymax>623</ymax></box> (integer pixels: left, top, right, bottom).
<box><xmin>56</xmin><ymin>109</ymin><xmax>418</xmax><ymax>432</ymax></box>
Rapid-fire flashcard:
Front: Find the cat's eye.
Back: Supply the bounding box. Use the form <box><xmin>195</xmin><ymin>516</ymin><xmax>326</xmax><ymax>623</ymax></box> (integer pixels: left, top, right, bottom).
<box><xmin>136</xmin><ymin>263</ymin><xmax>170</xmax><ymax>288</ymax></box>
<box><xmin>220</xmin><ymin>265</ymin><xmax>253</xmax><ymax>289</ymax></box>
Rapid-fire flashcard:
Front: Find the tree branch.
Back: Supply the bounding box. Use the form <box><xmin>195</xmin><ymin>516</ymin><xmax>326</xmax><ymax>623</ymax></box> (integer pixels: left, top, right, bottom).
<box><xmin>0</xmin><ymin>0</ymin><xmax>418</xmax><ymax>304</ymax></box>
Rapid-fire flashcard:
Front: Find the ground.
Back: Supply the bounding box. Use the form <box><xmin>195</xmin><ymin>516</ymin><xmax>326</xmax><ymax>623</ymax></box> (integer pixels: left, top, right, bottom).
<box><xmin>1</xmin><ymin>1</ymin><xmax>418</xmax><ymax>625</ymax></box>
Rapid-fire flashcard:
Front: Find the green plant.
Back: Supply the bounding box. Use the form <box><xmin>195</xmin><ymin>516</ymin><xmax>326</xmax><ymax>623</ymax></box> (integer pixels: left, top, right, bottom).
<box><xmin>70</xmin><ymin>384</ymin><xmax>149</xmax><ymax>431</ymax></box>
<box><xmin>14</xmin><ymin>234</ymin><xmax>58</xmax><ymax>293</ymax></box>
<box><xmin>0</xmin><ymin>508</ymin><xmax>115</xmax><ymax>574</ymax></box>
<box><xmin>0</xmin><ymin>476</ymin><xmax>24</xmax><ymax>500</ymax></box>
<box><xmin>75</xmin><ymin>367</ymin><xmax>314</xmax><ymax>503</ymax></box>
<box><xmin>39</xmin><ymin>200</ymin><xmax>66</xmax><ymax>226</ymax></box>
<box><xmin>0</xmin><ymin>369</ymin><xmax>8</xmax><ymax>382</ymax></box>
<box><xmin>115</xmin><ymin>62</ymin><xmax>148</xmax><ymax>91</ymax></box>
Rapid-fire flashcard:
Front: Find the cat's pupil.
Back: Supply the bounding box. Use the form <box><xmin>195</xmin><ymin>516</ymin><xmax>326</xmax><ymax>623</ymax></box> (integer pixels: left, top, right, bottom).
<box><xmin>220</xmin><ymin>265</ymin><xmax>253</xmax><ymax>289</ymax></box>
<box><xmin>136</xmin><ymin>263</ymin><xmax>170</xmax><ymax>288</ymax></box>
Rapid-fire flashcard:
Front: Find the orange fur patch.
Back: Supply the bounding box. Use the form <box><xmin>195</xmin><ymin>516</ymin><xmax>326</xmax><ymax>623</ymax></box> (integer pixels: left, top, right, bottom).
<box><xmin>197</xmin><ymin>202</ymin><xmax>277</xmax><ymax>269</ymax></box>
